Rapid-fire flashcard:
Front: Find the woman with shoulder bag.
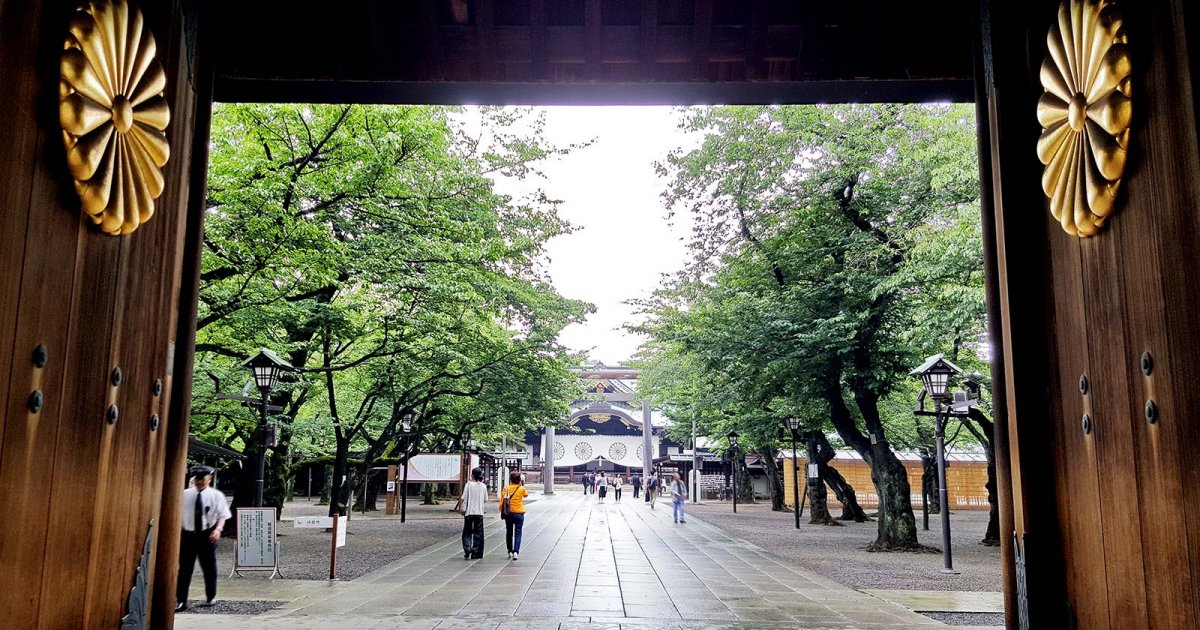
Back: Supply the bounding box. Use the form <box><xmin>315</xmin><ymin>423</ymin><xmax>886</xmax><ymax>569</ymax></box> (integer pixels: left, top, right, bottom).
<box><xmin>500</xmin><ymin>471</ymin><xmax>529</xmax><ymax>560</ymax></box>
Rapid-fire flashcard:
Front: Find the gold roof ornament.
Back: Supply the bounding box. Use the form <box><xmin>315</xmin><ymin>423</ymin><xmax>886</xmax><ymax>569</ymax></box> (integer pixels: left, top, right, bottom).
<box><xmin>1036</xmin><ymin>0</ymin><xmax>1131</xmax><ymax>237</ymax></box>
<box><xmin>60</xmin><ymin>0</ymin><xmax>171</xmax><ymax>236</ymax></box>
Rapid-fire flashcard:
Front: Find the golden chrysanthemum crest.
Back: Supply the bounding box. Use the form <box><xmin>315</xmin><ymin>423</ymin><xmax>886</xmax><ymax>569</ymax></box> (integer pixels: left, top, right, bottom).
<box><xmin>1036</xmin><ymin>0</ymin><xmax>1131</xmax><ymax>237</ymax></box>
<box><xmin>60</xmin><ymin>0</ymin><xmax>170</xmax><ymax>236</ymax></box>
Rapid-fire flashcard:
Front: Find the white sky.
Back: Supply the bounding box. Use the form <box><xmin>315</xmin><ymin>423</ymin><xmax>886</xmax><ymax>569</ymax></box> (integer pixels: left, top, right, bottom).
<box><xmin>485</xmin><ymin>107</ymin><xmax>700</xmax><ymax>365</ymax></box>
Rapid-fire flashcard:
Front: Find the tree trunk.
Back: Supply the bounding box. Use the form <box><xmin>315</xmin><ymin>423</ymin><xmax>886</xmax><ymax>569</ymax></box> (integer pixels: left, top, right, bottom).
<box><xmin>760</xmin><ymin>447</ymin><xmax>786</xmax><ymax>511</ymax></box>
<box><xmin>804</xmin><ymin>432</ymin><xmax>841</xmax><ymax>526</ymax></box>
<box><xmin>824</xmin><ymin>381</ymin><xmax>921</xmax><ymax>549</ymax></box>
<box><xmin>968</xmin><ymin>408</ymin><xmax>1001</xmax><ymax>546</ymax></box>
<box><xmin>921</xmin><ymin>450</ymin><xmax>940</xmax><ymax>515</ymax></box>
<box><xmin>422</xmin><ymin>483</ymin><xmax>437</xmax><ymax>505</ymax></box>
<box><xmin>735</xmin><ymin>457</ymin><xmax>754</xmax><ymax>502</ymax></box>
<box><xmin>809</xmin><ymin>430</ymin><xmax>868</xmax><ymax>521</ymax></box>
<box><xmin>328</xmin><ymin>438</ymin><xmax>350</xmax><ymax>517</ymax></box>
<box><xmin>316</xmin><ymin>464</ymin><xmax>332</xmax><ymax>506</ymax></box>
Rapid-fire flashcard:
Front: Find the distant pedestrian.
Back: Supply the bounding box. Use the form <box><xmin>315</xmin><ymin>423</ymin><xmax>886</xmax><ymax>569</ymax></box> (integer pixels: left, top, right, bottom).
<box><xmin>671</xmin><ymin>472</ymin><xmax>688</xmax><ymax>524</ymax></box>
<box><xmin>597</xmin><ymin>472</ymin><xmax>608</xmax><ymax>502</ymax></box>
<box><xmin>460</xmin><ymin>467</ymin><xmax>488</xmax><ymax>560</ymax></box>
<box><xmin>646</xmin><ymin>476</ymin><xmax>658</xmax><ymax>509</ymax></box>
<box><xmin>175</xmin><ymin>465</ymin><xmax>232</xmax><ymax>612</ymax></box>
<box><xmin>583</xmin><ymin>472</ymin><xmax>592</xmax><ymax>494</ymax></box>
<box><xmin>520</xmin><ymin>472</ymin><xmax>527</xmax><ymax>485</ymax></box>
<box><xmin>501</xmin><ymin>471</ymin><xmax>529</xmax><ymax>560</ymax></box>
<box><xmin>632</xmin><ymin>474</ymin><xmax>641</xmax><ymax>498</ymax></box>
<box><xmin>612</xmin><ymin>475</ymin><xmax>622</xmax><ymax>502</ymax></box>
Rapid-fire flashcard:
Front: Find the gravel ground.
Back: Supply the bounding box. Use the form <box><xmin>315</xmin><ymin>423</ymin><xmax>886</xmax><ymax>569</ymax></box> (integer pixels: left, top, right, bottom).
<box><xmin>204</xmin><ymin>498</ymin><xmax>464</xmax><ymax>581</ymax></box>
<box><xmin>685</xmin><ymin>500</ymin><xmax>1001</xmax><ymax>592</ymax></box>
<box><xmin>177</xmin><ymin>600</ymin><xmax>284</xmax><ymax>615</ymax></box>
<box><xmin>921</xmin><ymin>612</ymin><xmax>1006</xmax><ymax>626</ymax></box>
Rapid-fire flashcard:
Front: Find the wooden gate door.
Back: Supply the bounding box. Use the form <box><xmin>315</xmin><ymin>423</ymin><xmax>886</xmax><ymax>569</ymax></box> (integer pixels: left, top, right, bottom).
<box><xmin>0</xmin><ymin>1</ymin><xmax>204</xmax><ymax>627</ymax></box>
<box><xmin>981</xmin><ymin>0</ymin><xmax>1200</xmax><ymax>626</ymax></box>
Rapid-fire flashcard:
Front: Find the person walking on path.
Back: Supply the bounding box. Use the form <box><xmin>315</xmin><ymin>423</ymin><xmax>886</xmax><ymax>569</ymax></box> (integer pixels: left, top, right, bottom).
<box><xmin>460</xmin><ymin>467</ymin><xmax>488</xmax><ymax>559</ymax></box>
<box><xmin>612</xmin><ymin>475</ymin><xmax>622</xmax><ymax>502</ymax></box>
<box><xmin>597</xmin><ymin>472</ymin><xmax>608</xmax><ymax>502</ymax></box>
<box><xmin>632</xmin><ymin>473</ymin><xmax>641</xmax><ymax>498</ymax></box>
<box><xmin>176</xmin><ymin>465</ymin><xmax>232</xmax><ymax>612</ymax></box>
<box><xmin>646</xmin><ymin>475</ymin><xmax>658</xmax><ymax>508</ymax></box>
<box><xmin>501</xmin><ymin>471</ymin><xmax>529</xmax><ymax>560</ymax></box>
<box><xmin>671</xmin><ymin>472</ymin><xmax>688</xmax><ymax>524</ymax></box>
<box><xmin>583</xmin><ymin>472</ymin><xmax>592</xmax><ymax>495</ymax></box>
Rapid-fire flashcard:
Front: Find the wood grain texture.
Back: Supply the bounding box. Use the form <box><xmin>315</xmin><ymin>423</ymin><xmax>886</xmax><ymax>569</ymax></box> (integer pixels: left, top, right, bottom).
<box><xmin>0</xmin><ymin>0</ymin><xmax>198</xmax><ymax>627</ymax></box>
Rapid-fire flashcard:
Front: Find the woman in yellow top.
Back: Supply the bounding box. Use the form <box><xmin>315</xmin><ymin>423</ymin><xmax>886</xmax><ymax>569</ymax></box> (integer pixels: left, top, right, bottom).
<box><xmin>500</xmin><ymin>471</ymin><xmax>529</xmax><ymax>560</ymax></box>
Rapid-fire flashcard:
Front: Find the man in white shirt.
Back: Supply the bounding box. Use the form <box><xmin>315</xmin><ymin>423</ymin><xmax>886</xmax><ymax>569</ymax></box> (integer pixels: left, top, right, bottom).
<box><xmin>460</xmin><ymin>467</ymin><xmax>488</xmax><ymax>559</ymax></box>
<box><xmin>597</xmin><ymin>471</ymin><xmax>608</xmax><ymax>502</ymax></box>
<box><xmin>176</xmin><ymin>465</ymin><xmax>232</xmax><ymax>611</ymax></box>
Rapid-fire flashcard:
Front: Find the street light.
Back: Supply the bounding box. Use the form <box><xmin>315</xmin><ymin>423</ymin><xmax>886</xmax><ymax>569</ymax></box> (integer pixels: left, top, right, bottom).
<box><xmin>727</xmin><ymin>430</ymin><xmax>739</xmax><ymax>514</ymax></box>
<box><xmin>400</xmin><ymin>413</ymin><xmax>415</xmax><ymax>523</ymax></box>
<box><xmin>242</xmin><ymin>348</ymin><xmax>292</xmax><ymax>508</ymax></box>
<box><xmin>784</xmin><ymin>418</ymin><xmax>802</xmax><ymax>529</ymax></box>
<box><xmin>910</xmin><ymin>353</ymin><xmax>963</xmax><ymax>574</ymax></box>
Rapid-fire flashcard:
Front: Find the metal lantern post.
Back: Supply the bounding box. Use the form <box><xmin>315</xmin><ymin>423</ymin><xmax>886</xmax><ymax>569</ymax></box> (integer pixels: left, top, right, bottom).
<box><xmin>242</xmin><ymin>348</ymin><xmax>292</xmax><ymax>508</ymax></box>
<box><xmin>727</xmin><ymin>430</ymin><xmax>739</xmax><ymax>514</ymax></box>
<box><xmin>785</xmin><ymin>418</ymin><xmax>802</xmax><ymax>529</ymax></box>
<box><xmin>910</xmin><ymin>354</ymin><xmax>963</xmax><ymax>574</ymax></box>
<box><xmin>400</xmin><ymin>413</ymin><xmax>414</xmax><ymax>523</ymax></box>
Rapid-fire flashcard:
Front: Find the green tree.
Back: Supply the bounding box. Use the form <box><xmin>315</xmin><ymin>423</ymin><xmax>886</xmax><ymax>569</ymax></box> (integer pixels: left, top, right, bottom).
<box><xmin>642</xmin><ymin>104</ymin><xmax>982</xmax><ymax>550</ymax></box>
<box><xmin>193</xmin><ymin>104</ymin><xmax>590</xmax><ymax>516</ymax></box>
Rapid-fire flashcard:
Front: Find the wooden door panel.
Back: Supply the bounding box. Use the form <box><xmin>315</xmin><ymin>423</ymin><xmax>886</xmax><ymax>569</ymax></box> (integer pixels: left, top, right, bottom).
<box><xmin>1047</xmin><ymin>233</ymin><xmax>1111</xmax><ymax>630</ymax></box>
<box><xmin>0</xmin><ymin>0</ymin><xmax>198</xmax><ymax>627</ymax></box>
<box><xmin>1078</xmin><ymin>235</ymin><xmax>1149</xmax><ymax>627</ymax></box>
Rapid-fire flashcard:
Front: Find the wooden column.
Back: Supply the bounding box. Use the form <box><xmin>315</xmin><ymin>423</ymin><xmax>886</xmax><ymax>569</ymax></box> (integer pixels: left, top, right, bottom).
<box><xmin>0</xmin><ymin>0</ymin><xmax>204</xmax><ymax>627</ymax></box>
<box><xmin>980</xmin><ymin>0</ymin><xmax>1200</xmax><ymax>626</ymax></box>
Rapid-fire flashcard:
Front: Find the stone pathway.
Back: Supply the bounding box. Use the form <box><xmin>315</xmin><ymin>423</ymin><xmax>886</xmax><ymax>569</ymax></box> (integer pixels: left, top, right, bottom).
<box><xmin>176</xmin><ymin>492</ymin><xmax>959</xmax><ymax>629</ymax></box>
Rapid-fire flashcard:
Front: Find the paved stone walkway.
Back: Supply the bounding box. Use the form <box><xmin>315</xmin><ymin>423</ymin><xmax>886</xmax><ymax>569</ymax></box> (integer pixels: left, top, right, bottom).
<box><xmin>176</xmin><ymin>492</ymin><xmax>953</xmax><ymax>629</ymax></box>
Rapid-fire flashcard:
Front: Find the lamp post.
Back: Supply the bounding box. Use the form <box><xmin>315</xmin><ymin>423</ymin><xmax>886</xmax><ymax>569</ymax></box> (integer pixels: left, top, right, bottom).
<box><xmin>727</xmin><ymin>430</ymin><xmax>739</xmax><ymax>514</ymax></box>
<box><xmin>910</xmin><ymin>354</ymin><xmax>963</xmax><ymax>574</ymax></box>
<box><xmin>242</xmin><ymin>348</ymin><xmax>292</xmax><ymax>508</ymax></box>
<box><xmin>785</xmin><ymin>418</ymin><xmax>802</xmax><ymax>529</ymax></box>
<box><xmin>400</xmin><ymin>413</ymin><xmax>414</xmax><ymax>523</ymax></box>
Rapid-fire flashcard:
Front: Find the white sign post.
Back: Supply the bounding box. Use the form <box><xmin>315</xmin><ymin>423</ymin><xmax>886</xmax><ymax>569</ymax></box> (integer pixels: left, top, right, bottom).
<box><xmin>232</xmin><ymin>507</ymin><xmax>278</xmax><ymax>579</ymax></box>
<box><xmin>328</xmin><ymin>514</ymin><xmax>347</xmax><ymax>579</ymax></box>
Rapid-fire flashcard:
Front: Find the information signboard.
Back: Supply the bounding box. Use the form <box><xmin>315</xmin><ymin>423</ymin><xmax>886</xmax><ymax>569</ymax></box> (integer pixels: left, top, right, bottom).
<box><xmin>406</xmin><ymin>454</ymin><xmax>464</xmax><ymax>482</ymax></box>
<box><xmin>235</xmin><ymin>507</ymin><xmax>277</xmax><ymax>569</ymax></box>
<box><xmin>335</xmin><ymin>515</ymin><xmax>347</xmax><ymax>548</ymax></box>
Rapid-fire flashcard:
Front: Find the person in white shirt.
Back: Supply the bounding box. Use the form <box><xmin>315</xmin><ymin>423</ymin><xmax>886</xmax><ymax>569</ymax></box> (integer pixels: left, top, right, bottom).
<box><xmin>460</xmin><ymin>467</ymin><xmax>488</xmax><ymax>559</ymax></box>
<box><xmin>597</xmin><ymin>472</ymin><xmax>608</xmax><ymax>502</ymax></box>
<box><xmin>612</xmin><ymin>475</ymin><xmax>622</xmax><ymax>502</ymax></box>
<box><xmin>176</xmin><ymin>465</ymin><xmax>232</xmax><ymax>611</ymax></box>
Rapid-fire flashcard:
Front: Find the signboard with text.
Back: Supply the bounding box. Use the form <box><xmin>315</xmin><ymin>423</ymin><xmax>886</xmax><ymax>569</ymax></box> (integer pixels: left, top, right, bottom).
<box><xmin>405</xmin><ymin>454</ymin><xmax>464</xmax><ymax>482</ymax></box>
<box><xmin>235</xmin><ymin>508</ymin><xmax>277</xmax><ymax>568</ymax></box>
<box><xmin>335</xmin><ymin>515</ymin><xmax>347</xmax><ymax>548</ymax></box>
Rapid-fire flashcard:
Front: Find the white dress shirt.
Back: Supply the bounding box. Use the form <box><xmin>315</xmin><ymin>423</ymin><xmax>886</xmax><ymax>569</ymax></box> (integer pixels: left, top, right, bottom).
<box><xmin>181</xmin><ymin>486</ymin><xmax>232</xmax><ymax>532</ymax></box>
<box><xmin>461</xmin><ymin>481</ymin><xmax>488</xmax><ymax>516</ymax></box>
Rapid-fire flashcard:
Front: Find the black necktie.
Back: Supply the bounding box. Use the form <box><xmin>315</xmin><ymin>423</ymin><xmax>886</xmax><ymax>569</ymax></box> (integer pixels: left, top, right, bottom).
<box><xmin>194</xmin><ymin>488</ymin><xmax>204</xmax><ymax>533</ymax></box>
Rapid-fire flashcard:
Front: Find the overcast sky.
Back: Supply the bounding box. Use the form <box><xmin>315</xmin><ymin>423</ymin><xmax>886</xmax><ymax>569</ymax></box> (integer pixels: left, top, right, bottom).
<box><xmin>483</xmin><ymin>106</ymin><xmax>700</xmax><ymax>365</ymax></box>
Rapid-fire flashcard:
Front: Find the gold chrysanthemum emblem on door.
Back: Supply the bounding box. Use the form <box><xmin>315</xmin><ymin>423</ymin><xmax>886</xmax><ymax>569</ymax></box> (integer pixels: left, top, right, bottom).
<box><xmin>1036</xmin><ymin>0</ymin><xmax>1131</xmax><ymax>237</ymax></box>
<box><xmin>60</xmin><ymin>0</ymin><xmax>170</xmax><ymax>236</ymax></box>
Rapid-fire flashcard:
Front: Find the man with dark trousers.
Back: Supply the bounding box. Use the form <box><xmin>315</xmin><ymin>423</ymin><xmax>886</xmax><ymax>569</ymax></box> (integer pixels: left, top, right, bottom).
<box><xmin>176</xmin><ymin>465</ymin><xmax>231</xmax><ymax>611</ymax></box>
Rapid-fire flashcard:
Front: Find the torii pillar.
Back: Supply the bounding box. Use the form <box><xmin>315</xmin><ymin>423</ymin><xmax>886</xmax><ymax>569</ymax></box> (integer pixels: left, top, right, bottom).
<box><xmin>543</xmin><ymin>426</ymin><xmax>555</xmax><ymax>494</ymax></box>
<box><xmin>642</xmin><ymin>401</ymin><xmax>653</xmax><ymax>501</ymax></box>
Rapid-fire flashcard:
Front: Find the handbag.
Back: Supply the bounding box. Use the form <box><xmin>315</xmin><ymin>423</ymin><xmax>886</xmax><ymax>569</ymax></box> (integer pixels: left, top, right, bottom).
<box><xmin>500</xmin><ymin>485</ymin><xmax>517</xmax><ymax>520</ymax></box>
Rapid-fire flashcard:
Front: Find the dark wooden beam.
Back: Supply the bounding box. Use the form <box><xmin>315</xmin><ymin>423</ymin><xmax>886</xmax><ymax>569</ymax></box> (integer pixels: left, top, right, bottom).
<box><xmin>475</xmin><ymin>0</ymin><xmax>497</xmax><ymax>81</ymax></box>
<box><xmin>214</xmin><ymin>77</ymin><xmax>974</xmax><ymax>105</ymax></box>
<box><xmin>585</xmin><ymin>0</ymin><xmax>602</xmax><ymax>79</ymax></box>
<box><xmin>639</xmin><ymin>0</ymin><xmax>658</xmax><ymax>80</ymax></box>
<box><xmin>745</xmin><ymin>0</ymin><xmax>769</xmax><ymax>80</ymax></box>
<box><xmin>529</xmin><ymin>0</ymin><xmax>548</xmax><ymax>80</ymax></box>
<box><xmin>419</xmin><ymin>0</ymin><xmax>445</xmax><ymax>80</ymax></box>
<box><xmin>692</xmin><ymin>0</ymin><xmax>714</xmax><ymax>80</ymax></box>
